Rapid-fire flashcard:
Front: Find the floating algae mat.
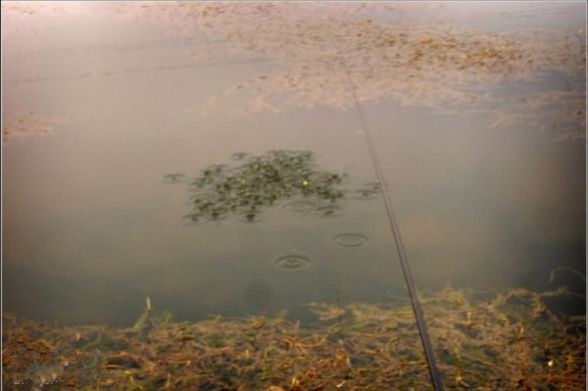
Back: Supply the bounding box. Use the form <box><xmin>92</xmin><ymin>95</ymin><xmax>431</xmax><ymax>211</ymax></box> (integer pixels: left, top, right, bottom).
<box><xmin>3</xmin><ymin>286</ymin><xmax>584</xmax><ymax>390</ymax></box>
<box><xmin>166</xmin><ymin>150</ymin><xmax>380</xmax><ymax>224</ymax></box>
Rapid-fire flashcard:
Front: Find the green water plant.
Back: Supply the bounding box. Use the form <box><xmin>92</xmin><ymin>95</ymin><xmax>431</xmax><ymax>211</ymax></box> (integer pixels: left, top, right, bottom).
<box><xmin>166</xmin><ymin>150</ymin><xmax>380</xmax><ymax>223</ymax></box>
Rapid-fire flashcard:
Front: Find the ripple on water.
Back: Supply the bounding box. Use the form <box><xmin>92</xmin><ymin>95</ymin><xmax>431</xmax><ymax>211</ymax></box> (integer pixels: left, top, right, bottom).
<box><xmin>273</xmin><ymin>254</ymin><xmax>311</xmax><ymax>271</ymax></box>
<box><xmin>314</xmin><ymin>203</ymin><xmax>343</xmax><ymax>217</ymax></box>
<box><xmin>332</xmin><ymin>233</ymin><xmax>369</xmax><ymax>248</ymax></box>
<box><xmin>282</xmin><ymin>199</ymin><xmax>320</xmax><ymax>213</ymax></box>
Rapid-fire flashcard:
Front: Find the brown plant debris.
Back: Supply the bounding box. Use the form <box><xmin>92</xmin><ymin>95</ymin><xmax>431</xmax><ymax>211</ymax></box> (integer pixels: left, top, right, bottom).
<box><xmin>2</xmin><ymin>286</ymin><xmax>585</xmax><ymax>390</ymax></box>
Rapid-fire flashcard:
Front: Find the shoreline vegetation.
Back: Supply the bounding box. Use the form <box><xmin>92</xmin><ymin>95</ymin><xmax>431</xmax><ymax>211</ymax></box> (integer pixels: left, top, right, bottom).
<box><xmin>3</xmin><ymin>285</ymin><xmax>584</xmax><ymax>390</ymax></box>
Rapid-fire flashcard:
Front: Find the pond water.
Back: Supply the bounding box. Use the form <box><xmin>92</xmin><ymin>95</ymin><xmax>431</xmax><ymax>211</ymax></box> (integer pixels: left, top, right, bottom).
<box><xmin>2</xmin><ymin>2</ymin><xmax>585</xmax><ymax>390</ymax></box>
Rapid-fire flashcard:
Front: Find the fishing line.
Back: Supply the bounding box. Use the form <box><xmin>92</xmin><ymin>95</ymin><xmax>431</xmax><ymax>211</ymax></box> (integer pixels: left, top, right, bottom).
<box><xmin>342</xmin><ymin>63</ymin><xmax>444</xmax><ymax>391</ymax></box>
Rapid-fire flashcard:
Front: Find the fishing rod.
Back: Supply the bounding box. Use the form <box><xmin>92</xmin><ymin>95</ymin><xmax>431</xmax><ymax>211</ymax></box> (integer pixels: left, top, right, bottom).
<box><xmin>342</xmin><ymin>64</ymin><xmax>444</xmax><ymax>391</ymax></box>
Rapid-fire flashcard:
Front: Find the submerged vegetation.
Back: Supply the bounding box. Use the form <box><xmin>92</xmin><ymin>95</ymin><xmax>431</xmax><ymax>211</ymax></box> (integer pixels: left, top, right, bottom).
<box><xmin>3</xmin><ymin>285</ymin><xmax>584</xmax><ymax>390</ymax></box>
<box><xmin>166</xmin><ymin>150</ymin><xmax>380</xmax><ymax>224</ymax></box>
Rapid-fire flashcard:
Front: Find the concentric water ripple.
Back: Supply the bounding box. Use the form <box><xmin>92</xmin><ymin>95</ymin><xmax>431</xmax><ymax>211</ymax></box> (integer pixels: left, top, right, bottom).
<box><xmin>282</xmin><ymin>199</ymin><xmax>320</xmax><ymax>213</ymax></box>
<box><xmin>273</xmin><ymin>254</ymin><xmax>311</xmax><ymax>271</ymax></box>
<box><xmin>332</xmin><ymin>233</ymin><xmax>369</xmax><ymax>248</ymax></box>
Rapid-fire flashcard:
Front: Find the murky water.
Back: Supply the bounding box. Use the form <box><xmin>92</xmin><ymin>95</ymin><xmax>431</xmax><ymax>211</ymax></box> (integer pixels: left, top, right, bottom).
<box><xmin>2</xmin><ymin>2</ymin><xmax>585</xmax><ymax>389</ymax></box>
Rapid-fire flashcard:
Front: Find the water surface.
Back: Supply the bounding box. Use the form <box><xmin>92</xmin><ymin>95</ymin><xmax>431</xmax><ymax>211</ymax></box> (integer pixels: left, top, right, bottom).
<box><xmin>2</xmin><ymin>0</ymin><xmax>585</xmax><ymax>360</ymax></box>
